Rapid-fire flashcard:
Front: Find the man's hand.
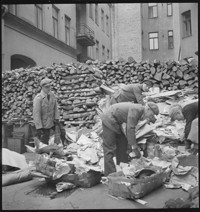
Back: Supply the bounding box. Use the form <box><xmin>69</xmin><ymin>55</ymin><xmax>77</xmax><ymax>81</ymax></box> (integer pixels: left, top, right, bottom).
<box><xmin>37</xmin><ymin>128</ymin><xmax>43</xmax><ymax>138</ymax></box>
<box><xmin>132</xmin><ymin>147</ymin><xmax>141</xmax><ymax>158</ymax></box>
<box><xmin>126</xmin><ymin>144</ymin><xmax>132</xmax><ymax>155</ymax></box>
<box><xmin>54</xmin><ymin>119</ymin><xmax>60</xmax><ymax>126</ymax></box>
<box><xmin>180</xmin><ymin>133</ymin><xmax>185</xmax><ymax>143</ymax></box>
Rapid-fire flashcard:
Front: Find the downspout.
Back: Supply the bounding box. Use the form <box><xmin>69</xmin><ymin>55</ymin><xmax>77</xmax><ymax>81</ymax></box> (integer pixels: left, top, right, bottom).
<box><xmin>109</xmin><ymin>4</ymin><xmax>112</xmax><ymax>60</ymax></box>
<box><xmin>178</xmin><ymin>45</ymin><xmax>181</xmax><ymax>61</ymax></box>
<box><xmin>1</xmin><ymin>5</ymin><xmax>8</xmax><ymax>72</ymax></box>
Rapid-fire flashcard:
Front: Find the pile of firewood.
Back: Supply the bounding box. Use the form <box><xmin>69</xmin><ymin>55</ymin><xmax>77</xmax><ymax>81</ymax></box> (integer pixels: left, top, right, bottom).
<box><xmin>2</xmin><ymin>62</ymin><xmax>104</xmax><ymax>129</ymax></box>
<box><xmin>2</xmin><ymin>58</ymin><xmax>198</xmax><ymax>128</ymax></box>
<box><xmin>94</xmin><ymin>58</ymin><xmax>198</xmax><ymax>91</ymax></box>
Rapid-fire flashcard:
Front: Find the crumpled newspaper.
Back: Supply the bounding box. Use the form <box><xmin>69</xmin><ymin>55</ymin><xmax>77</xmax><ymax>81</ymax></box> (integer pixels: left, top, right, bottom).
<box><xmin>154</xmin><ymin>144</ymin><xmax>177</xmax><ymax>161</ymax></box>
<box><xmin>56</xmin><ymin>182</ymin><xmax>76</xmax><ymax>192</ymax></box>
<box><xmin>53</xmin><ymin>160</ymin><xmax>71</xmax><ymax>180</ymax></box>
<box><xmin>77</xmin><ymin>147</ymin><xmax>99</xmax><ymax>164</ymax></box>
<box><xmin>165</xmin><ymin>155</ymin><xmax>198</xmax><ymax>191</ymax></box>
<box><xmin>77</xmin><ymin>134</ymin><xmax>94</xmax><ymax>146</ymax></box>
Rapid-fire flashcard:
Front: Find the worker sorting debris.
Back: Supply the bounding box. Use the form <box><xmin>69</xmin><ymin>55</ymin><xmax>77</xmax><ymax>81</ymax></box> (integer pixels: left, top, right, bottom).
<box><xmin>99</xmin><ymin>102</ymin><xmax>159</xmax><ymax>176</ymax></box>
<box><xmin>169</xmin><ymin>101</ymin><xmax>198</xmax><ymax>151</ymax></box>
<box><xmin>109</xmin><ymin>81</ymin><xmax>153</xmax><ymax>105</ymax></box>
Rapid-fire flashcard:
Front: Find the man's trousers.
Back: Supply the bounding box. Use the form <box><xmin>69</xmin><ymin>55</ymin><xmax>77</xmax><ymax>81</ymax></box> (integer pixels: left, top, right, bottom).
<box><xmin>102</xmin><ymin>122</ymin><xmax>128</xmax><ymax>176</ymax></box>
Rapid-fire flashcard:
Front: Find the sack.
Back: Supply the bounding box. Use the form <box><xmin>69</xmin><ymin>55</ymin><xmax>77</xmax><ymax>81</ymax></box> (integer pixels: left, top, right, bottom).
<box><xmin>61</xmin><ymin>170</ymin><xmax>102</xmax><ymax>188</ymax></box>
<box><xmin>2</xmin><ymin>169</ymin><xmax>32</xmax><ymax>186</ymax></box>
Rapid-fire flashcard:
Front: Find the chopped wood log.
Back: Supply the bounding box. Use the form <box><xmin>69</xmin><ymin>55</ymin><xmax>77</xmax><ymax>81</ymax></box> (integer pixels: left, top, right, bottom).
<box><xmin>154</xmin><ymin>72</ymin><xmax>162</xmax><ymax>81</ymax></box>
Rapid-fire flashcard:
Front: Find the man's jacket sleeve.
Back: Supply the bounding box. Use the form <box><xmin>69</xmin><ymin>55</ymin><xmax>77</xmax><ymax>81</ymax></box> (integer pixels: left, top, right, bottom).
<box><xmin>183</xmin><ymin>111</ymin><xmax>195</xmax><ymax>139</ymax></box>
<box><xmin>33</xmin><ymin>96</ymin><xmax>43</xmax><ymax>129</ymax></box>
<box><xmin>133</xmin><ymin>85</ymin><xmax>145</xmax><ymax>105</ymax></box>
<box><xmin>126</xmin><ymin>106</ymin><xmax>144</xmax><ymax>147</ymax></box>
<box><xmin>183</xmin><ymin>103</ymin><xmax>198</xmax><ymax>139</ymax></box>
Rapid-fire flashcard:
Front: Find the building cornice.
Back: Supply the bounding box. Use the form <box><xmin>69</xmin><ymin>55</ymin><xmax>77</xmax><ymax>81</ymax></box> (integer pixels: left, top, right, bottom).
<box><xmin>4</xmin><ymin>12</ymin><xmax>77</xmax><ymax>59</ymax></box>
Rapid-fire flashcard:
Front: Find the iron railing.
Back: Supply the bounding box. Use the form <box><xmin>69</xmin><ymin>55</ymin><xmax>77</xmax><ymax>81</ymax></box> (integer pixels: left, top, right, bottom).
<box><xmin>77</xmin><ymin>23</ymin><xmax>95</xmax><ymax>40</ymax></box>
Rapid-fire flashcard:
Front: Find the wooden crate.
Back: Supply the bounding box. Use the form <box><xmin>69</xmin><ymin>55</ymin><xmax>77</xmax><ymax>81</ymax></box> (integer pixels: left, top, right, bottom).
<box><xmin>7</xmin><ymin>137</ymin><xmax>25</xmax><ymax>154</ymax></box>
<box><xmin>13</xmin><ymin>123</ymin><xmax>31</xmax><ymax>146</ymax></box>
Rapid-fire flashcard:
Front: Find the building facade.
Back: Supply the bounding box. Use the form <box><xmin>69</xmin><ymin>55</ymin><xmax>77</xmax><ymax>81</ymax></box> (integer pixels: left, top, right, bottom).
<box><xmin>141</xmin><ymin>3</ymin><xmax>181</xmax><ymax>62</ymax></box>
<box><xmin>179</xmin><ymin>3</ymin><xmax>198</xmax><ymax>60</ymax></box>
<box><xmin>111</xmin><ymin>3</ymin><xmax>198</xmax><ymax>62</ymax></box>
<box><xmin>111</xmin><ymin>3</ymin><xmax>142</xmax><ymax>62</ymax></box>
<box><xmin>1</xmin><ymin>3</ymin><xmax>112</xmax><ymax>72</ymax></box>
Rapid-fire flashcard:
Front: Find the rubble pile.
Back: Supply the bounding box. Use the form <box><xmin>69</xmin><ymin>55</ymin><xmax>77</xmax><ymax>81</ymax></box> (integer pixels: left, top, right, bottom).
<box><xmin>2</xmin><ymin>63</ymin><xmax>104</xmax><ymax>128</ymax></box>
<box><xmin>92</xmin><ymin>58</ymin><xmax>198</xmax><ymax>91</ymax></box>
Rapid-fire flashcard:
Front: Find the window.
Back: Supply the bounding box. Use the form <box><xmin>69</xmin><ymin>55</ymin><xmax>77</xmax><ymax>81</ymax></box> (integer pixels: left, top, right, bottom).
<box><xmin>96</xmin><ymin>40</ymin><xmax>99</xmax><ymax>59</ymax></box>
<box><xmin>148</xmin><ymin>3</ymin><xmax>158</xmax><ymax>18</ymax></box>
<box><xmin>149</xmin><ymin>32</ymin><xmax>159</xmax><ymax>50</ymax></box>
<box><xmin>102</xmin><ymin>45</ymin><xmax>105</xmax><ymax>60</ymax></box>
<box><xmin>107</xmin><ymin>49</ymin><xmax>110</xmax><ymax>60</ymax></box>
<box><xmin>88</xmin><ymin>46</ymin><xmax>94</xmax><ymax>59</ymax></box>
<box><xmin>168</xmin><ymin>30</ymin><xmax>174</xmax><ymax>49</ymax></box>
<box><xmin>167</xmin><ymin>3</ymin><xmax>172</xmax><ymax>16</ymax></box>
<box><xmin>65</xmin><ymin>15</ymin><xmax>70</xmax><ymax>45</ymax></box>
<box><xmin>52</xmin><ymin>5</ymin><xmax>59</xmax><ymax>39</ymax></box>
<box><xmin>8</xmin><ymin>4</ymin><xmax>17</xmax><ymax>15</ymax></box>
<box><xmin>35</xmin><ymin>4</ymin><xmax>43</xmax><ymax>30</ymax></box>
<box><xmin>89</xmin><ymin>4</ymin><xmax>93</xmax><ymax>20</ymax></box>
<box><xmin>106</xmin><ymin>15</ymin><xmax>109</xmax><ymax>36</ymax></box>
<box><xmin>182</xmin><ymin>10</ymin><xmax>192</xmax><ymax>37</ymax></box>
<box><xmin>95</xmin><ymin>4</ymin><xmax>98</xmax><ymax>25</ymax></box>
<box><xmin>101</xmin><ymin>9</ymin><xmax>104</xmax><ymax>31</ymax></box>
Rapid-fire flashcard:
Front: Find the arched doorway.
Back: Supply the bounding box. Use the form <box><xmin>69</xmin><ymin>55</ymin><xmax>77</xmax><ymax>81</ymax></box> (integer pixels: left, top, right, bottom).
<box><xmin>11</xmin><ymin>54</ymin><xmax>36</xmax><ymax>70</ymax></box>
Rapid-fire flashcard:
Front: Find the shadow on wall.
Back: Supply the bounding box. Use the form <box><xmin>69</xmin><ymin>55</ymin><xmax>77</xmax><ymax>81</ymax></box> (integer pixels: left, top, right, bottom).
<box><xmin>11</xmin><ymin>54</ymin><xmax>36</xmax><ymax>70</ymax></box>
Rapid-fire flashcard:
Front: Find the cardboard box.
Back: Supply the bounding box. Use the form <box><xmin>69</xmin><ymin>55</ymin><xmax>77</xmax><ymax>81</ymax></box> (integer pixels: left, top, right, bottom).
<box><xmin>107</xmin><ymin>169</ymin><xmax>167</xmax><ymax>199</ymax></box>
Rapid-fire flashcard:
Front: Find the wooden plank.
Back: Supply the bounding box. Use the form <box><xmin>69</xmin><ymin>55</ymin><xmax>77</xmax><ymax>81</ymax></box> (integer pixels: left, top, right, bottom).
<box><xmin>100</xmin><ymin>84</ymin><xmax>115</xmax><ymax>95</ymax></box>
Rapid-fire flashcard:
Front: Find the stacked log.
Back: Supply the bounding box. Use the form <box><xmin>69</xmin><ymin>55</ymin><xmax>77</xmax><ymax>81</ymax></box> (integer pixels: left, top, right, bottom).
<box><xmin>95</xmin><ymin>58</ymin><xmax>198</xmax><ymax>91</ymax></box>
<box><xmin>2</xmin><ymin>62</ymin><xmax>104</xmax><ymax>129</ymax></box>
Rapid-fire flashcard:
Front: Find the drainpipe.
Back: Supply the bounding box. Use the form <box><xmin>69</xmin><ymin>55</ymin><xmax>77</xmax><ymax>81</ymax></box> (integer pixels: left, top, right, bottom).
<box><xmin>109</xmin><ymin>4</ymin><xmax>112</xmax><ymax>60</ymax></box>
<box><xmin>2</xmin><ymin>5</ymin><xmax>8</xmax><ymax>72</ymax></box>
<box><xmin>178</xmin><ymin>45</ymin><xmax>181</xmax><ymax>61</ymax></box>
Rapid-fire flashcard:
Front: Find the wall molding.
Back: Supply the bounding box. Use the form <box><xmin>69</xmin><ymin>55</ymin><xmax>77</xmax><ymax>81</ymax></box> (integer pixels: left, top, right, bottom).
<box><xmin>4</xmin><ymin>12</ymin><xmax>77</xmax><ymax>59</ymax></box>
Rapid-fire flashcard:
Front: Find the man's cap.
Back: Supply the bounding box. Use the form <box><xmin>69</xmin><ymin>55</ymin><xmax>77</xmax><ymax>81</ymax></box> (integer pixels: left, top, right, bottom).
<box><xmin>40</xmin><ymin>78</ymin><xmax>52</xmax><ymax>87</ymax></box>
<box><xmin>147</xmin><ymin>102</ymin><xmax>159</xmax><ymax>115</ymax></box>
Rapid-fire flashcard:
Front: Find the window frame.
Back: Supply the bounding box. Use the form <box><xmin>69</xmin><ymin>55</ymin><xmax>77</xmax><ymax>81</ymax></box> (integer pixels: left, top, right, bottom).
<box><xmin>168</xmin><ymin>30</ymin><xmax>174</xmax><ymax>49</ymax></box>
<box><xmin>107</xmin><ymin>49</ymin><xmax>110</xmax><ymax>60</ymax></box>
<box><xmin>65</xmin><ymin>15</ymin><xmax>71</xmax><ymax>45</ymax></box>
<box><xmin>182</xmin><ymin>10</ymin><xmax>192</xmax><ymax>38</ymax></box>
<box><xmin>89</xmin><ymin>4</ymin><xmax>93</xmax><ymax>20</ymax></box>
<box><xmin>8</xmin><ymin>4</ymin><xmax>18</xmax><ymax>15</ymax></box>
<box><xmin>102</xmin><ymin>45</ymin><xmax>105</xmax><ymax>60</ymax></box>
<box><xmin>148</xmin><ymin>3</ymin><xmax>158</xmax><ymax>19</ymax></box>
<box><xmin>106</xmin><ymin>15</ymin><xmax>109</xmax><ymax>36</ymax></box>
<box><xmin>101</xmin><ymin>9</ymin><xmax>105</xmax><ymax>32</ymax></box>
<box><xmin>35</xmin><ymin>4</ymin><xmax>43</xmax><ymax>30</ymax></box>
<box><xmin>52</xmin><ymin>5</ymin><xmax>59</xmax><ymax>39</ymax></box>
<box><xmin>95</xmin><ymin>4</ymin><xmax>98</xmax><ymax>25</ymax></box>
<box><xmin>96</xmin><ymin>40</ymin><xmax>99</xmax><ymax>59</ymax></box>
<box><xmin>167</xmin><ymin>3</ymin><xmax>173</xmax><ymax>16</ymax></box>
<box><xmin>149</xmin><ymin>32</ymin><xmax>159</xmax><ymax>50</ymax></box>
